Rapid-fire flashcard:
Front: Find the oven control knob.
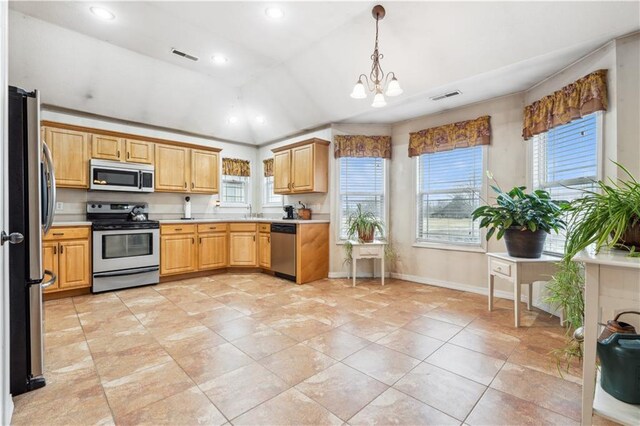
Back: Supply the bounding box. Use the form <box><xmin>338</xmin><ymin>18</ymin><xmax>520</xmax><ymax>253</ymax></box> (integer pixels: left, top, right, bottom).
<box><xmin>98</xmin><ymin>204</ymin><xmax>102</xmax><ymax>208</ymax></box>
<box><xmin>91</xmin><ymin>204</ymin><xmax>96</xmax><ymax>208</ymax></box>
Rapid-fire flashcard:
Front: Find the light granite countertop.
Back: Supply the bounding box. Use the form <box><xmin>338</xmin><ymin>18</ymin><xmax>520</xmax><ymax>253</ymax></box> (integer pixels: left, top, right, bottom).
<box><xmin>52</xmin><ymin>218</ymin><xmax>330</xmax><ymax>226</ymax></box>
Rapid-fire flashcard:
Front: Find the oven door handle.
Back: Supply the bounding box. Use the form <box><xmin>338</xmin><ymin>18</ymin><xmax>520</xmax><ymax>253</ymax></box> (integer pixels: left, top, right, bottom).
<box><xmin>93</xmin><ymin>267</ymin><xmax>159</xmax><ymax>278</ymax></box>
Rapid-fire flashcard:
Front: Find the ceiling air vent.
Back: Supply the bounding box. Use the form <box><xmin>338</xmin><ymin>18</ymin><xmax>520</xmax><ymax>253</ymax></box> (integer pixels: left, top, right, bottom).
<box><xmin>171</xmin><ymin>48</ymin><xmax>199</xmax><ymax>62</ymax></box>
<box><xmin>430</xmin><ymin>90</ymin><xmax>462</xmax><ymax>101</ymax></box>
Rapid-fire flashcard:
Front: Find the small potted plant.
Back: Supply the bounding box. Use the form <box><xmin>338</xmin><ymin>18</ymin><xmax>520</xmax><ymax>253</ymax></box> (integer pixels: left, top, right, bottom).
<box><xmin>345</xmin><ymin>203</ymin><xmax>384</xmax><ymax>243</ymax></box>
<box><xmin>472</xmin><ymin>182</ymin><xmax>567</xmax><ymax>258</ymax></box>
<box><xmin>564</xmin><ymin>163</ymin><xmax>640</xmax><ymax>260</ymax></box>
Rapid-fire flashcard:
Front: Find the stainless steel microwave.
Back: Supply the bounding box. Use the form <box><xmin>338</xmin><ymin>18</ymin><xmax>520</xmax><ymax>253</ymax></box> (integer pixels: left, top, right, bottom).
<box><xmin>90</xmin><ymin>159</ymin><xmax>154</xmax><ymax>192</ymax></box>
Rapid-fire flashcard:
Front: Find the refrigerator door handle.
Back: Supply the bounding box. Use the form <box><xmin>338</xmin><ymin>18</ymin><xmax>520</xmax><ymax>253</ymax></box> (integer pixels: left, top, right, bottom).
<box><xmin>42</xmin><ymin>141</ymin><xmax>56</xmax><ymax>234</ymax></box>
<box><xmin>41</xmin><ymin>269</ymin><xmax>56</xmax><ymax>289</ymax></box>
<box><xmin>26</xmin><ymin>91</ymin><xmax>43</xmax><ymax>282</ymax></box>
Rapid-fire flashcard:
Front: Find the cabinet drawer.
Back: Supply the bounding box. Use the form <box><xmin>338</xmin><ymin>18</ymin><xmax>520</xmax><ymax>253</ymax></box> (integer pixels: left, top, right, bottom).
<box><xmin>161</xmin><ymin>224</ymin><xmax>196</xmax><ymax>235</ymax></box>
<box><xmin>490</xmin><ymin>259</ymin><xmax>512</xmax><ymax>277</ymax></box>
<box><xmin>197</xmin><ymin>223</ymin><xmax>228</xmax><ymax>233</ymax></box>
<box><xmin>258</xmin><ymin>224</ymin><xmax>270</xmax><ymax>233</ymax></box>
<box><xmin>229</xmin><ymin>223</ymin><xmax>257</xmax><ymax>232</ymax></box>
<box><xmin>354</xmin><ymin>245</ymin><xmax>383</xmax><ymax>258</ymax></box>
<box><xmin>44</xmin><ymin>227</ymin><xmax>90</xmax><ymax>241</ymax></box>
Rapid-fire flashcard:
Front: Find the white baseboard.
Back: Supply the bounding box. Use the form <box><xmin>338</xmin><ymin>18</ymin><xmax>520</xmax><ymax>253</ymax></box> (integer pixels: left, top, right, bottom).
<box><xmin>328</xmin><ymin>271</ymin><xmax>390</xmax><ymax>279</ymax></box>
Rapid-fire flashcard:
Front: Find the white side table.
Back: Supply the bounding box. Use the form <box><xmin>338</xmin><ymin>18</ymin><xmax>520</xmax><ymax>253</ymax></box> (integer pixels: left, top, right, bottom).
<box><xmin>349</xmin><ymin>240</ymin><xmax>387</xmax><ymax>287</ymax></box>
<box><xmin>487</xmin><ymin>252</ymin><xmax>561</xmax><ymax>327</ymax></box>
<box><xmin>573</xmin><ymin>250</ymin><xmax>640</xmax><ymax>426</ymax></box>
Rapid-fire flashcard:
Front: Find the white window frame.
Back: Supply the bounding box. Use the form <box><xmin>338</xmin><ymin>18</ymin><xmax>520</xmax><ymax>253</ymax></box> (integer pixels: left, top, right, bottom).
<box><xmin>220</xmin><ymin>174</ymin><xmax>251</xmax><ymax>207</ymax></box>
<box><xmin>412</xmin><ymin>146</ymin><xmax>488</xmax><ymax>252</ymax></box>
<box><xmin>335</xmin><ymin>157</ymin><xmax>389</xmax><ymax>242</ymax></box>
<box><xmin>528</xmin><ymin>111</ymin><xmax>603</xmax><ymax>255</ymax></box>
<box><xmin>263</xmin><ymin>175</ymin><xmax>282</xmax><ymax>207</ymax></box>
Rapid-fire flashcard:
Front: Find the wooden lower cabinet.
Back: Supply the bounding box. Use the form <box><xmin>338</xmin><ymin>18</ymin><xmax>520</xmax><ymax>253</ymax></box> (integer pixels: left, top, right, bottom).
<box><xmin>229</xmin><ymin>232</ymin><xmax>257</xmax><ymax>267</ymax></box>
<box><xmin>43</xmin><ymin>227</ymin><xmax>91</xmax><ymax>293</ymax></box>
<box><xmin>160</xmin><ymin>233</ymin><xmax>197</xmax><ymax>275</ymax></box>
<box><xmin>258</xmin><ymin>232</ymin><xmax>271</xmax><ymax>269</ymax></box>
<box><xmin>198</xmin><ymin>232</ymin><xmax>228</xmax><ymax>270</ymax></box>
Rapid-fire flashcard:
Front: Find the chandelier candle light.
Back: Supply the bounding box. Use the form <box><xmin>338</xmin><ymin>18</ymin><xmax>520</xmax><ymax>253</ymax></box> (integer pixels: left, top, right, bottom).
<box><xmin>350</xmin><ymin>5</ymin><xmax>402</xmax><ymax>108</ymax></box>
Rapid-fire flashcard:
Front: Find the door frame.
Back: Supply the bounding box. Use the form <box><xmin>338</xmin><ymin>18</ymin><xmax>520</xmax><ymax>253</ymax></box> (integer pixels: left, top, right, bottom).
<box><xmin>0</xmin><ymin>2</ymin><xmax>14</xmax><ymax>422</ymax></box>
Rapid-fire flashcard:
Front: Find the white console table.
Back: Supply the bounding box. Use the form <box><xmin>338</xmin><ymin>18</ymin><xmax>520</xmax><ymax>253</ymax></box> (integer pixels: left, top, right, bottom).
<box><xmin>349</xmin><ymin>240</ymin><xmax>386</xmax><ymax>288</ymax></box>
<box><xmin>573</xmin><ymin>250</ymin><xmax>640</xmax><ymax>426</ymax></box>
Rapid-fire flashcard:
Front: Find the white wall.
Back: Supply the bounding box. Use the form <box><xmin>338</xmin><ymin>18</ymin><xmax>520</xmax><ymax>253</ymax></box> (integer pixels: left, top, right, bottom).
<box><xmin>615</xmin><ymin>33</ymin><xmax>640</xmax><ymax>178</ymax></box>
<box><xmin>43</xmin><ymin>109</ymin><xmax>258</xmax><ymax>221</ymax></box>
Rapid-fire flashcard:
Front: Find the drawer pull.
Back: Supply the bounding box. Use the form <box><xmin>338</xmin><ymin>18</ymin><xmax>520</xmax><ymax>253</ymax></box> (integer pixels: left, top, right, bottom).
<box><xmin>52</xmin><ymin>232</ymin><xmax>64</xmax><ymax>236</ymax></box>
<box><xmin>175</xmin><ymin>228</ymin><xmax>182</xmax><ymax>231</ymax></box>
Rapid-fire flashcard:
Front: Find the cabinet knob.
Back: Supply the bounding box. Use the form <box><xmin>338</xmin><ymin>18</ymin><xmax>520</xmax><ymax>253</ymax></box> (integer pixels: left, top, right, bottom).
<box><xmin>127</xmin><ymin>151</ymin><xmax>130</xmax><ymax>159</ymax></box>
<box><xmin>117</xmin><ymin>150</ymin><xmax>121</xmax><ymax>158</ymax></box>
<box><xmin>60</xmin><ymin>245</ymin><xmax>64</xmax><ymax>254</ymax></box>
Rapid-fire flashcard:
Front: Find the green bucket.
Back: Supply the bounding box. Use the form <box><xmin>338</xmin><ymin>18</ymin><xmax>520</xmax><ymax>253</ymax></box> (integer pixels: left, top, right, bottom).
<box><xmin>597</xmin><ymin>333</ymin><xmax>640</xmax><ymax>404</ymax></box>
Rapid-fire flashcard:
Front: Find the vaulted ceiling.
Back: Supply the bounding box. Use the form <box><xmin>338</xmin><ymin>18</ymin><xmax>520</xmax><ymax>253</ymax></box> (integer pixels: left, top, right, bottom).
<box><xmin>8</xmin><ymin>1</ymin><xmax>640</xmax><ymax>144</ymax></box>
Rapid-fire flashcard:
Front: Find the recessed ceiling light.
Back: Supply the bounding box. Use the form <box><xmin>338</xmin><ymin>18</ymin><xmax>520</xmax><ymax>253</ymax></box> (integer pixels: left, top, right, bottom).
<box><xmin>265</xmin><ymin>7</ymin><xmax>284</xmax><ymax>19</ymax></box>
<box><xmin>90</xmin><ymin>6</ymin><xmax>115</xmax><ymax>21</ymax></box>
<box><xmin>212</xmin><ymin>55</ymin><xmax>228</xmax><ymax>65</ymax></box>
<box><xmin>255</xmin><ymin>116</ymin><xmax>266</xmax><ymax>124</ymax></box>
<box><xmin>228</xmin><ymin>116</ymin><xmax>239</xmax><ymax>124</ymax></box>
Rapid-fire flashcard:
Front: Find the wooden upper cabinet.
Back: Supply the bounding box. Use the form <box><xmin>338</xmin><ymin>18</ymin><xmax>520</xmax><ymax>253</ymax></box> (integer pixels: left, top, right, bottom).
<box><xmin>44</xmin><ymin>127</ymin><xmax>89</xmax><ymax>188</ymax></box>
<box><xmin>191</xmin><ymin>149</ymin><xmax>219</xmax><ymax>194</ymax></box>
<box><xmin>273</xmin><ymin>150</ymin><xmax>291</xmax><ymax>194</ymax></box>
<box><xmin>125</xmin><ymin>139</ymin><xmax>154</xmax><ymax>164</ymax></box>
<box><xmin>155</xmin><ymin>144</ymin><xmax>190</xmax><ymax>192</ymax></box>
<box><xmin>271</xmin><ymin>138</ymin><xmax>329</xmax><ymax>194</ymax></box>
<box><xmin>92</xmin><ymin>134</ymin><xmax>123</xmax><ymax>161</ymax></box>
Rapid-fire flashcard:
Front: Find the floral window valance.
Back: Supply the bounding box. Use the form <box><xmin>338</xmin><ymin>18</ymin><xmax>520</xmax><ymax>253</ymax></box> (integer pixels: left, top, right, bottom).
<box><xmin>408</xmin><ymin>115</ymin><xmax>491</xmax><ymax>157</ymax></box>
<box><xmin>222</xmin><ymin>158</ymin><xmax>250</xmax><ymax>177</ymax></box>
<box><xmin>263</xmin><ymin>158</ymin><xmax>274</xmax><ymax>177</ymax></box>
<box><xmin>334</xmin><ymin>135</ymin><xmax>392</xmax><ymax>159</ymax></box>
<box><xmin>522</xmin><ymin>69</ymin><xmax>608</xmax><ymax>140</ymax></box>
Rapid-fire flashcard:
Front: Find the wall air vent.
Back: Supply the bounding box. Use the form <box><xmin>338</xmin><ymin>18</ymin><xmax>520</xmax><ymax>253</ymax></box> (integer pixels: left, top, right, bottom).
<box><xmin>430</xmin><ymin>90</ymin><xmax>462</xmax><ymax>101</ymax></box>
<box><xmin>171</xmin><ymin>48</ymin><xmax>199</xmax><ymax>62</ymax></box>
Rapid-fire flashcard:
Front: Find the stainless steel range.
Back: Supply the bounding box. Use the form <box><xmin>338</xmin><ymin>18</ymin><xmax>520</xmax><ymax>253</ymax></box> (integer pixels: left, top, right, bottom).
<box><xmin>88</xmin><ymin>202</ymin><xmax>160</xmax><ymax>293</ymax></box>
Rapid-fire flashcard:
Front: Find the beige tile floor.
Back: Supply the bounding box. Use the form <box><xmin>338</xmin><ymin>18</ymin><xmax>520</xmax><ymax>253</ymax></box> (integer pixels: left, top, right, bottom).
<box><xmin>11</xmin><ymin>273</ymin><xmax>596</xmax><ymax>425</ymax></box>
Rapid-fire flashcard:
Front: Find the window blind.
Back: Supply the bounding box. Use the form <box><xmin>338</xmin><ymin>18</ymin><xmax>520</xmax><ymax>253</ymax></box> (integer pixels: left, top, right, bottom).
<box><xmin>263</xmin><ymin>176</ymin><xmax>282</xmax><ymax>205</ymax></box>
<box><xmin>339</xmin><ymin>157</ymin><xmax>385</xmax><ymax>239</ymax></box>
<box><xmin>221</xmin><ymin>175</ymin><xmax>249</xmax><ymax>204</ymax></box>
<box><xmin>416</xmin><ymin>146</ymin><xmax>483</xmax><ymax>244</ymax></box>
<box><xmin>532</xmin><ymin>112</ymin><xmax>599</xmax><ymax>254</ymax></box>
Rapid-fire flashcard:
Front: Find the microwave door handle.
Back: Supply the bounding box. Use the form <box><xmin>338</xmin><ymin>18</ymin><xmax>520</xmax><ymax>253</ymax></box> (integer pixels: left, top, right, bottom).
<box><xmin>42</xmin><ymin>141</ymin><xmax>56</xmax><ymax>233</ymax></box>
<box><xmin>139</xmin><ymin>171</ymin><xmax>142</xmax><ymax>189</ymax></box>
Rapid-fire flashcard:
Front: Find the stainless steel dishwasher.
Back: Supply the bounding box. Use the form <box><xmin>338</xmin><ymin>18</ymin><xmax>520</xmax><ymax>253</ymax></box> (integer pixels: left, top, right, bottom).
<box><xmin>270</xmin><ymin>223</ymin><xmax>296</xmax><ymax>281</ymax></box>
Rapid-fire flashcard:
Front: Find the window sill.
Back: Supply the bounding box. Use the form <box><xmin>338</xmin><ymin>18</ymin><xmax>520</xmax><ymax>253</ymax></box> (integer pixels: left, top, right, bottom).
<box><xmin>219</xmin><ymin>203</ymin><xmax>250</xmax><ymax>208</ymax></box>
<box><xmin>412</xmin><ymin>242</ymin><xmax>486</xmax><ymax>253</ymax></box>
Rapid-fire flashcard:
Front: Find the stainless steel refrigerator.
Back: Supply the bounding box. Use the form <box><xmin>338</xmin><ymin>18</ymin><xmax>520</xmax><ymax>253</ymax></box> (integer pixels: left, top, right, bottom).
<box><xmin>6</xmin><ymin>86</ymin><xmax>56</xmax><ymax>395</ymax></box>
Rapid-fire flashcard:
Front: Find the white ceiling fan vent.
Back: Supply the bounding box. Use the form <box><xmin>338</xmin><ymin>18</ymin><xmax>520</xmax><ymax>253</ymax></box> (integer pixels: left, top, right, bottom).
<box><xmin>430</xmin><ymin>90</ymin><xmax>462</xmax><ymax>101</ymax></box>
<box><xmin>171</xmin><ymin>48</ymin><xmax>199</xmax><ymax>62</ymax></box>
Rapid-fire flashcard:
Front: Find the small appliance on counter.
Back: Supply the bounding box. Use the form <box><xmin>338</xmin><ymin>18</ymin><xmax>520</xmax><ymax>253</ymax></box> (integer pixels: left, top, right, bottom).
<box><xmin>182</xmin><ymin>196</ymin><xmax>193</xmax><ymax>220</ymax></box>
<box><xmin>283</xmin><ymin>205</ymin><xmax>296</xmax><ymax>220</ymax></box>
<box><xmin>87</xmin><ymin>202</ymin><xmax>160</xmax><ymax>293</ymax></box>
<box><xmin>597</xmin><ymin>311</ymin><xmax>640</xmax><ymax>404</ymax></box>
<box><xmin>297</xmin><ymin>201</ymin><xmax>312</xmax><ymax>220</ymax></box>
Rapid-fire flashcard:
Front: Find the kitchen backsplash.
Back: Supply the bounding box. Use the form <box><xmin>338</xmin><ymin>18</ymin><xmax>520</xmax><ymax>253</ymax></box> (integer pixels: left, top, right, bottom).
<box><xmin>54</xmin><ymin>188</ymin><xmax>330</xmax><ymax>221</ymax></box>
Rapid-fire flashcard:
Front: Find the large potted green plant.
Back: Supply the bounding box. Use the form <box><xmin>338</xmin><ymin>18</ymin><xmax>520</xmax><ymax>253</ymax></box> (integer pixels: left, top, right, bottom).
<box><xmin>472</xmin><ymin>183</ymin><xmax>567</xmax><ymax>258</ymax></box>
<box><xmin>564</xmin><ymin>164</ymin><xmax>640</xmax><ymax>260</ymax></box>
<box><xmin>345</xmin><ymin>203</ymin><xmax>384</xmax><ymax>243</ymax></box>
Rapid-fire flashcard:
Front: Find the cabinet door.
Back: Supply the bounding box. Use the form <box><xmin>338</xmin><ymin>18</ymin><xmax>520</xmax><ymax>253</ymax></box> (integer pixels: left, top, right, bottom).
<box><xmin>45</xmin><ymin>127</ymin><xmax>89</xmax><ymax>188</ymax></box>
<box><xmin>229</xmin><ymin>232</ymin><xmax>257</xmax><ymax>266</ymax></box>
<box><xmin>125</xmin><ymin>139</ymin><xmax>154</xmax><ymax>164</ymax></box>
<box><xmin>91</xmin><ymin>134</ymin><xmax>123</xmax><ymax>161</ymax></box>
<box><xmin>160</xmin><ymin>234</ymin><xmax>197</xmax><ymax>275</ymax></box>
<box><xmin>258</xmin><ymin>233</ymin><xmax>271</xmax><ymax>269</ymax></box>
<box><xmin>58</xmin><ymin>240</ymin><xmax>90</xmax><ymax>289</ymax></box>
<box><xmin>191</xmin><ymin>150</ymin><xmax>219</xmax><ymax>194</ymax></box>
<box><xmin>198</xmin><ymin>232</ymin><xmax>227</xmax><ymax>270</ymax></box>
<box><xmin>291</xmin><ymin>144</ymin><xmax>314</xmax><ymax>192</ymax></box>
<box><xmin>42</xmin><ymin>242</ymin><xmax>59</xmax><ymax>293</ymax></box>
<box><xmin>155</xmin><ymin>144</ymin><xmax>189</xmax><ymax>192</ymax></box>
<box><xmin>273</xmin><ymin>150</ymin><xmax>291</xmax><ymax>194</ymax></box>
